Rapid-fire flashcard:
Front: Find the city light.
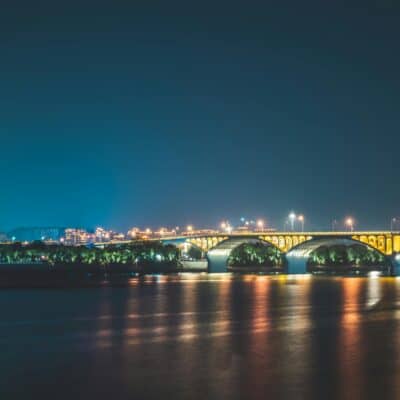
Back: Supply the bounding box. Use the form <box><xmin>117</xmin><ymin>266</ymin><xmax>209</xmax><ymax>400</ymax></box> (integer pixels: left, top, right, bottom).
<box><xmin>345</xmin><ymin>217</ymin><xmax>354</xmax><ymax>232</ymax></box>
<box><xmin>298</xmin><ymin>215</ymin><xmax>304</xmax><ymax>232</ymax></box>
<box><xmin>220</xmin><ymin>221</ymin><xmax>233</xmax><ymax>233</ymax></box>
<box><xmin>4</xmin><ymin>217</ymin><xmax>400</xmax><ymax>247</ymax></box>
<box><xmin>368</xmin><ymin>271</ymin><xmax>381</xmax><ymax>278</ymax></box>
<box><xmin>289</xmin><ymin>212</ymin><xmax>297</xmax><ymax>231</ymax></box>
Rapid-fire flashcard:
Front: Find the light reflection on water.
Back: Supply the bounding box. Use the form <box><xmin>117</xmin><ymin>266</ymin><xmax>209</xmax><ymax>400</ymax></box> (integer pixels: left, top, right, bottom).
<box><xmin>2</xmin><ymin>275</ymin><xmax>400</xmax><ymax>399</ymax></box>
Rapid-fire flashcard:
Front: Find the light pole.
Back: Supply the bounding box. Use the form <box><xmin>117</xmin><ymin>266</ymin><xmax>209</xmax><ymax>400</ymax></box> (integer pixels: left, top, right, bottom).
<box><xmin>345</xmin><ymin>217</ymin><xmax>354</xmax><ymax>232</ymax></box>
<box><xmin>391</xmin><ymin>217</ymin><xmax>397</xmax><ymax>231</ymax></box>
<box><xmin>298</xmin><ymin>215</ymin><xmax>304</xmax><ymax>232</ymax></box>
<box><xmin>331</xmin><ymin>219</ymin><xmax>338</xmax><ymax>232</ymax></box>
<box><xmin>289</xmin><ymin>212</ymin><xmax>296</xmax><ymax>231</ymax></box>
<box><xmin>257</xmin><ymin>219</ymin><xmax>265</xmax><ymax>232</ymax></box>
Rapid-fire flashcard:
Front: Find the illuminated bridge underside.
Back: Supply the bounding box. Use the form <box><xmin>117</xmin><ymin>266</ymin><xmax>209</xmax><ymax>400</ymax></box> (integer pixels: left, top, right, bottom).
<box><xmin>287</xmin><ymin>238</ymin><xmax>363</xmax><ymax>258</ymax></box>
<box><xmin>286</xmin><ymin>238</ymin><xmax>368</xmax><ymax>274</ymax></box>
<box><xmin>207</xmin><ymin>238</ymin><xmax>267</xmax><ymax>273</ymax></box>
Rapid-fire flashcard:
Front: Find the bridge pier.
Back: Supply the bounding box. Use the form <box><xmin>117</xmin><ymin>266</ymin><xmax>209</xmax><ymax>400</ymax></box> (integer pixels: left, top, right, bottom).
<box><xmin>285</xmin><ymin>255</ymin><xmax>309</xmax><ymax>275</ymax></box>
<box><xmin>391</xmin><ymin>254</ymin><xmax>400</xmax><ymax>276</ymax></box>
<box><xmin>207</xmin><ymin>250</ymin><xmax>229</xmax><ymax>273</ymax></box>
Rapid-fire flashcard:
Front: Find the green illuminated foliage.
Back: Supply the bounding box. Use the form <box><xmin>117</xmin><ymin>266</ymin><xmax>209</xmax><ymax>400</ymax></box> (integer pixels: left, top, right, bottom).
<box><xmin>227</xmin><ymin>242</ymin><xmax>284</xmax><ymax>267</ymax></box>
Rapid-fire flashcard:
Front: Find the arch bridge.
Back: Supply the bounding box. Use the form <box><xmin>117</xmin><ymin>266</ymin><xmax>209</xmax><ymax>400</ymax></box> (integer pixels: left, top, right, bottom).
<box><xmin>162</xmin><ymin>232</ymin><xmax>400</xmax><ymax>274</ymax></box>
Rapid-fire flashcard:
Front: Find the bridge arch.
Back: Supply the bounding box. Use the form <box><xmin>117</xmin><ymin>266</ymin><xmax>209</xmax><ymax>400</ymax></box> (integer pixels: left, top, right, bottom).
<box><xmin>161</xmin><ymin>238</ymin><xmax>207</xmax><ymax>260</ymax></box>
<box><xmin>176</xmin><ymin>241</ymin><xmax>205</xmax><ymax>260</ymax></box>
<box><xmin>206</xmin><ymin>237</ymin><xmax>282</xmax><ymax>273</ymax></box>
<box><xmin>286</xmin><ymin>237</ymin><xmax>391</xmax><ymax>275</ymax></box>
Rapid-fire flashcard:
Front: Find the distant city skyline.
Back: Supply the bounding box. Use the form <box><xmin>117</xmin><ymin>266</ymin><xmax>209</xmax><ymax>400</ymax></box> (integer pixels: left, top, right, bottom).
<box><xmin>3</xmin><ymin>212</ymin><xmax>400</xmax><ymax>240</ymax></box>
<box><xmin>3</xmin><ymin>213</ymin><xmax>400</xmax><ymax>233</ymax></box>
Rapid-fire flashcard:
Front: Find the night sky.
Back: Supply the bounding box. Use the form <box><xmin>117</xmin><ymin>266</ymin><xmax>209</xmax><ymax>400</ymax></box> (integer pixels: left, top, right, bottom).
<box><xmin>1</xmin><ymin>1</ymin><xmax>399</xmax><ymax>232</ymax></box>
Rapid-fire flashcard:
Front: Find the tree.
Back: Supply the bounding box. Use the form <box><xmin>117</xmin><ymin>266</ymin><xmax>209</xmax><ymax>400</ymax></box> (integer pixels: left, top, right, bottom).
<box><xmin>227</xmin><ymin>242</ymin><xmax>284</xmax><ymax>268</ymax></box>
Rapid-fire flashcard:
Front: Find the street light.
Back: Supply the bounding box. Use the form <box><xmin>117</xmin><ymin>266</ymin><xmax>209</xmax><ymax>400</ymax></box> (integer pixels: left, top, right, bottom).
<box><xmin>289</xmin><ymin>212</ymin><xmax>296</xmax><ymax>231</ymax></box>
<box><xmin>298</xmin><ymin>215</ymin><xmax>304</xmax><ymax>232</ymax></box>
<box><xmin>391</xmin><ymin>218</ymin><xmax>398</xmax><ymax>231</ymax></box>
<box><xmin>257</xmin><ymin>219</ymin><xmax>265</xmax><ymax>231</ymax></box>
<box><xmin>345</xmin><ymin>217</ymin><xmax>354</xmax><ymax>232</ymax></box>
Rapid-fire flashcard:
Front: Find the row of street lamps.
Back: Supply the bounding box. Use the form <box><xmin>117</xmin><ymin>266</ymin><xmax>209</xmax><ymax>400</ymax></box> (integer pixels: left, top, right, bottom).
<box><xmin>287</xmin><ymin>212</ymin><xmax>305</xmax><ymax>232</ymax></box>
<box><xmin>186</xmin><ymin>215</ymin><xmax>400</xmax><ymax>235</ymax></box>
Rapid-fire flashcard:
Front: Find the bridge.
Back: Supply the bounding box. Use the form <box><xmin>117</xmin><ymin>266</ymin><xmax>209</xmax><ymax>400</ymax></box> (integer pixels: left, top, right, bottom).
<box><xmin>161</xmin><ymin>231</ymin><xmax>400</xmax><ymax>274</ymax></box>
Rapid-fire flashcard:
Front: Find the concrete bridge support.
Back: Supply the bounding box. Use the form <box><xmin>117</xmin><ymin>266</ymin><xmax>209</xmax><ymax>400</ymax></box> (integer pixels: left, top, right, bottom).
<box><xmin>391</xmin><ymin>254</ymin><xmax>400</xmax><ymax>276</ymax></box>
<box><xmin>207</xmin><ymin>249</ymin><xmax>231</xmax><ymax>273</ymax></box>
<box><xmin>285</xmin><ymin>255</ymin><xmax>308</xmax><ymax>275</ymax></box>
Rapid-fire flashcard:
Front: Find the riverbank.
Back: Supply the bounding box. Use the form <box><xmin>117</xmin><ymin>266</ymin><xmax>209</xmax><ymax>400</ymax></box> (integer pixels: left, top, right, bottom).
<box><xmin>0</xmin><ymin>266</ymin><xmax>394</xmax><ymax>289</ymax></box>
<box><xmin>0</xmin><ymin>262</ymin><xmax>209</xmax><ymax>288</ymax></box>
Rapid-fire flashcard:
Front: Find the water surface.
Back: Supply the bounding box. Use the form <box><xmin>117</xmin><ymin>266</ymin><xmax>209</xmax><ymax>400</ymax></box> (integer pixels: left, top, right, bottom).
<box><xmin>1</xmin><ymin>274</ymin><xmax>400</xmax><ymax>399</ymax></box>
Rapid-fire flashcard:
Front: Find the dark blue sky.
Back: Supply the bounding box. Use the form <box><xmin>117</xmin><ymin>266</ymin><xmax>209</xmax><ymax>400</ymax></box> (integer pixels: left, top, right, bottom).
<box><xmin>1</xmin><ymin>1</ymin><xmax>399</xmax><ymax>231</ymax></box>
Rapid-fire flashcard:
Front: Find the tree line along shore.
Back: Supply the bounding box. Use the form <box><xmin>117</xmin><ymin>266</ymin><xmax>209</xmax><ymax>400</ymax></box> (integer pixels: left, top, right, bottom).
<box><xmin>0</xmin><ymin>241</ymin><xmax>390</xmax><ymax>275</ymax></box>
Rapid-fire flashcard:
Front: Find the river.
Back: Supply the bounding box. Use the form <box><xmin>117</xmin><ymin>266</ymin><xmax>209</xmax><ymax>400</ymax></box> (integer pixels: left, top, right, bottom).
<box><xmin>1</xmin><ymin>274</ymin><xmax>400</xmax><ymax>399</ymax></box>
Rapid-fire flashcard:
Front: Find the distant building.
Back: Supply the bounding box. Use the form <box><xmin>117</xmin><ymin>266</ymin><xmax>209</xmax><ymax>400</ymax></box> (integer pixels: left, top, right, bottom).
<box><xmin>64</xmin><ymin>228</ymin><xmax>93</xmax><ymax>245</ymax></box>
<box><xmin>95</xmin><ymin>227</ymin><xmax>126</xmax><ymax>243</ymax></box>
<box><xmin>8</xmin><ymin>227</ymin><xmax>66</xmax><ymax>242</ymax></box>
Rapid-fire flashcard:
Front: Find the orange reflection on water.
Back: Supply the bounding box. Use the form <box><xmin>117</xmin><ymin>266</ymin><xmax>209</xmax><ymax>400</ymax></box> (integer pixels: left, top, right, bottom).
<box><xmin>252</xmin><ymin>276</ymin><xmax>269</xmax><ymax>325</ymax></box>
<box><xmin>339</xmin><ymin>278</ymin><xmax>363</xmax><ymax>400</ymax></box>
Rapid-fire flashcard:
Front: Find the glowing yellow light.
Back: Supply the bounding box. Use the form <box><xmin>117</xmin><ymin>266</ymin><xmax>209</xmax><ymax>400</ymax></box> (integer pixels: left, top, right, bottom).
<box><xmin>345</xmin><ymin>217</ymin><xmax>355</xmax><ymax>232</ymax></box>
<box><xmin>345</xmin><ymin>218</ymin><xmax>354</xmax><ymax>228</ymax></box>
